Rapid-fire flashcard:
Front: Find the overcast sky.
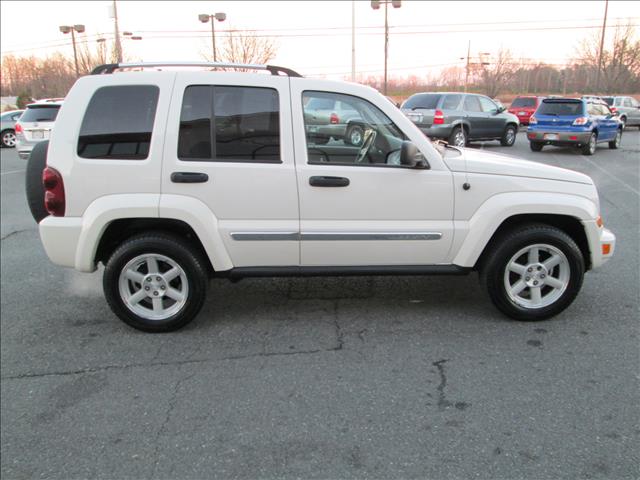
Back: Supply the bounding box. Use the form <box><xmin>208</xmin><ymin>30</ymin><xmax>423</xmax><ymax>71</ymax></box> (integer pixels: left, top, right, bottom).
<box><xmin>1</xmin><ymin>1</ymin><xmax>639</xmax><ymax>79</ymax></box>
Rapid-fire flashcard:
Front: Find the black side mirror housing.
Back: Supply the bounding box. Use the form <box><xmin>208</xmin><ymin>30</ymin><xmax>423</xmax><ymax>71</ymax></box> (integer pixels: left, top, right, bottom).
<box><xmin>400</xmin><ymin>141</ymin><xmax>429</xmax><ymax>169</ymax></box>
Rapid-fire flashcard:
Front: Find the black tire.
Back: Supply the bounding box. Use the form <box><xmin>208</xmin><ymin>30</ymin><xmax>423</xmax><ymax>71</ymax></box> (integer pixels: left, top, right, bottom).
<box><xmin>529</xmin><ymin>141</ymin><xmax>543</xmax><ymax>152</ymax></box>
<box><xmin>25</xmin><ymin>140</ymin><xmax>49</xmax><ymax>223</ymax></box>
<box><xmin>619</xmin><ymin>116</ymin><xmax>626</xmax><ymax>130</ymax></box>
<box><xmin>103</xmin><ymin>232</ymin><xmax>209</xmax><ymax>332</ymax></box>
<box><xmin>581</xmin><ymin>132</ymin><xmax>597</xmax><ymax>155</ymax></box>
<box><xmin>480</xmin><ymin>224</ymin><xmax>585</xmax><ymax>321</ymax></box>
<box><xmin>448</xmin><ymin>126</ymin><xmax>467</xmax><ymax>147</ymax></box>
<box><xmin>608</xmin><ymin>129</ymin><xmax>621</xmax><ymax>149</ymax></box>
<box><xmin>1</xmin><ymin>129</ymin><xmax>16</xmax><ymax>148</ymax></box>
<box><xmin>345</xmin><ymin>124</ymin><xmax>365</xmax><ymax>146</ymax></box>
<box><xmin>500</xmin><ymin>124</ymin><xmax>517</xmax><ymax>146</ymax></box>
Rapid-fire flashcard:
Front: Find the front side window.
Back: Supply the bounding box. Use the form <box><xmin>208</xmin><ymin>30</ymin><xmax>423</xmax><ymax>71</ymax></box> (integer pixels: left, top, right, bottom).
<box><xmin>78</xmin><ymin>85</ymin><xmax>159</xmax><ymax>159</ymax></box>
<box><xmin>178</xmin><ymin>85</ymin><xmax>280</xmax><ymax>163</ymax></box>
<box><xmin>479</xmin><ymin>96</ymin><xmax>498</xmax><ymax>113</ymax></box>
<box><xmin>302</xmin><ymin>91</ymin><xmax>407</xmax><ymax>166</ymax></box>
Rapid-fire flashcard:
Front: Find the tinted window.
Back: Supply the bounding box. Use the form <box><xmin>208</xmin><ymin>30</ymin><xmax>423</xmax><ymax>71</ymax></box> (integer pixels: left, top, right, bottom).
<box><xmin>479</xmin><ymin>96</ymin><xmax>498</xmax><ymax>113</ymax></box>
<box><xmin>178</xmin><ymin>85</ymin><xmax>280</xmax><ymax>163</ymax></box>
<box><xmin>511</xmin><ymin>97</ymin><xmax>537</xmax><ymax>108</ymax></box>
<box><xmin>78</xmin><ymin>86</ymin><xmax>158</xmax><ymax>160</ymax></box>
<box><xmin>306</xmin><ymin>98</ymin><xmax>336</xmax><ymax>110</ymax></box>
<box><xmin>441</xmin><ymin>94</ymin><xmax>462</xmax><ymax>110</ymax></box>
<box><xmin>463</xmin><ymin>96</ymin><xmax>482</xmax><ymax>112</ymax></box>
<box><xmin>602</xmin><ymin>97</ymin><xmax>615</xmax><ymax>106</ymax></box>
<box><xmin>303</xmin><ymin>91</ymin><xmax>407</xmax><ymax>166</ymax></box>
<box><xmin>402</xmin><ymin>93</ymin><xmax>442</xmax><ymax>110</ymax></box>
<box><xmin>537</xmin><ymin>101</ymin><xmax>583</xmax><ymax>116</ymax></box>
<box><xmin>20</xmin><ymin>105</ymin><xmax>60</xmax><ymax>122</ymax></box>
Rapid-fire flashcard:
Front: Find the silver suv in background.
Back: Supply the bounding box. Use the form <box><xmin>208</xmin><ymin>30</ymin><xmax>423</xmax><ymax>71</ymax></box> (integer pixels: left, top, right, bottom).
<box><xmin>601</xmin><ymin>96</ymin><xmax>640</xmax><ymax>129</ymax></box>
<box><xmin>401</xmin><ymin>92</ymin><xmax>519</xmax><ymax>147</ymax></box>
<box><xmin>0</xmin><ymin>110</ymin><xmax>23</xmax><ymax>148</ymax></box>
<box><xmin>15</xmin><ymin>101</ymin><xmax>63</xmax><ymax>160</ymax></box>
<box><xmin>303</xmin><ymin>95</ymin><xmax>364</xmax><ymax>145</ymax></box>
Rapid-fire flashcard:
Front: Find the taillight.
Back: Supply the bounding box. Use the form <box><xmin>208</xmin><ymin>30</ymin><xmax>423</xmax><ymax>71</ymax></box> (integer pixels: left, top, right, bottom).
<box><xmin>573</xmin><ymin>117</ymin><xmax>589</xmax><ymax>126</ymax></box>
<box><xmin>433</xmin><ymin>109</ymin><xmax>444</xmax><ymax>125</ymax></box>
<box><xmin>15</xmin><ymin>122</ymin><xmax>23</xmax><ymax>134</ymax></box>
<box><xmin>330</xmin><ymin>112</ymin><xmax>339</xmax><ymax>124</ymax></box>
<box><xmin>529</xmin><ymin>115</ymin><xmax>537</xmax><ymax>125</ymax></box>
<box><xmin>42</xmin><ymin>167</ymin><xmax>65</xmax><ymax>217</ymax></box>
<box><xmin>610</xmin><ymin>107</ymin><xmax>617</xmax><ymax>113</ymax></box>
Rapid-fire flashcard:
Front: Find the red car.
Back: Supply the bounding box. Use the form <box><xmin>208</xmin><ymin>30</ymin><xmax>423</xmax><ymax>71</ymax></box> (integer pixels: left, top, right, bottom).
<box><xmin>508</xmin><ymin>96</ymin><xmax>543</xmax><ymax>125</ymax></box>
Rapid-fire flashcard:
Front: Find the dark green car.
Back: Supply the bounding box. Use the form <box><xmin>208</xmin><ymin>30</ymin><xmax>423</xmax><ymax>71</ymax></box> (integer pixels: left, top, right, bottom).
<box><xmin>401</xmin><ymin>92</ymin><xmax>519</xmax><ymax>147</ymax></box>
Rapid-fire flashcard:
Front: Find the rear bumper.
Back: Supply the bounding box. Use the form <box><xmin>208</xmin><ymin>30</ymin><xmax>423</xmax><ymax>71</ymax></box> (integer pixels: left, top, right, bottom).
<box><xmin>39</xmin><ymin>216</ymin><xmax>84</xmax><ymax>270</ymax></box>
<box><xmin>527</xmin><ymin>130</ymin><xmax>592</xmax><ymax>146</ymax></box>
<box><xmin>16</xmin><ymin>138</ymin><xmax>37</xmax><ymax>159</ymax></box>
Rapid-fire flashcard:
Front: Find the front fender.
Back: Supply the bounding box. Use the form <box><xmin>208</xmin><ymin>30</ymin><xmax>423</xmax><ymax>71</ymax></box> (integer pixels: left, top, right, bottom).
<box><xmin>452</xmin><ymin>192</ymin><xmax>598</xmax><ymax>267</ymax></box>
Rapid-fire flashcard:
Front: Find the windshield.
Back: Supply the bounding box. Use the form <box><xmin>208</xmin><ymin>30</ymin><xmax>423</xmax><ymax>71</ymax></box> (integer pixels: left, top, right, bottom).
<box><xmin>20</xmin><ymin>105</ymin><xmax>60</xmax><ymax>122</ymax></box>
<box><xmin>511</xmin><ymin>97</ymin><xmax>537</xmax><ymax>108</ymax></box>
<box><xmin>537</xmin><ymin>101</ymin><xmax>583</xmax><ymax>116</ymax></box>
<box><xmin>402</xmin><ymin>93</ymin><xmax>442</xmax><ymax>110</ymax></box>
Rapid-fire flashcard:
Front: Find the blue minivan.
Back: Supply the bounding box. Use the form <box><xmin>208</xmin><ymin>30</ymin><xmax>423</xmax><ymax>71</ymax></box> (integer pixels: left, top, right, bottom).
<box><xmin>527</xmin><ymin>98</ymin><xmax>622</xmax><ymax>155</ymax></box>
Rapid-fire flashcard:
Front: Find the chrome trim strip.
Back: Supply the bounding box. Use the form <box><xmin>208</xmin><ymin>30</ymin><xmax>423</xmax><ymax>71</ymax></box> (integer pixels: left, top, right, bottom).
<box><xmin>230</xmin><ymin>232</ymin><xmax>442</xmax><ymax>241</ymax></box>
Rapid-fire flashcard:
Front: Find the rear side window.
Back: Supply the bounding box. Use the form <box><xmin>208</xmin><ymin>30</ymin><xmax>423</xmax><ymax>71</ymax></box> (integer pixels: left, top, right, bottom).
<box><xmin>463</xmin><ymin>96</ymin><xmax>482</xmax><ymax>112</ymax></box>
<box><xmin>511</xmin><ymin>97</ymin><xmax>537</xmax><ymax>108</ymax></box>
<box><xmin>402</xmin><ymin>93</ymin><xmax>442</xmax><ymax>110</ymax></box>
<box><xmin>602</xmin><ymin>97</ymin><xmax>615</xmax><ymax>106</ymax></box>
<box><xmin>78</xmin><ymin>85</ymin><xmax>159</xmax><ymax>159</ymax></box>
<box><xmin>537</xmin><ymin>101</ymin><xmax>583</xmax><ymax>116</ymax></box>
<box><xmin>20</xmin><ymin>106</ymin><xmax>60</xmax><ymax>123</ymax></box>
<box><xmin>178</xmin><ymin>85</ymin><xmax>280</xmax><ymax>163</ymax></box>
<box><xmin>441</xmin><ymin>94</ymin><xmax>462</xmax><ymax>110</ymax></box>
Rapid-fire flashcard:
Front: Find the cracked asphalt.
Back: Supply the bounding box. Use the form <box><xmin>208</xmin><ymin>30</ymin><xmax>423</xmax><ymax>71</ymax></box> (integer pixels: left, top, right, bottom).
<box><xmin>1</xmin><ymin>131</ymin><xmax>639</xmax><ymax>480</ymax></box>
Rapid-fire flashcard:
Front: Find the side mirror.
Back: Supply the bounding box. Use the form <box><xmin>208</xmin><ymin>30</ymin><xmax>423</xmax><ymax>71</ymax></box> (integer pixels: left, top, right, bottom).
<box><xmin>400</xmin><ymin>141</ymin><xmax>429</xmax><ymax>169</ymax></box>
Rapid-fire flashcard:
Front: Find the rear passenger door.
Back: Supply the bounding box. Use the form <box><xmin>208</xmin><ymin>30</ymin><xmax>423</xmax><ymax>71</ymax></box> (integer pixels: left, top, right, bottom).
<box><xmin>162</xmin><ymin>73</ymin><xmax>299</xmax><ymax>267</ymax></box>
<box><xmin>441</xmin><ymin>94</ymin><xmax>464</xmax><ymax>128</ymax></box>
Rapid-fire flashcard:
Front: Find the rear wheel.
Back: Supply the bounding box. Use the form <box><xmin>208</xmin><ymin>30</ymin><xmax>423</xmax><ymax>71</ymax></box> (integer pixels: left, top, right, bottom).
<box><xmin>608</xmin><ymin>129</ymin><xmax>621</xmax><ymax>149</ymax></box>
<box><xmin>581</xmin><ymin>132</ymin><xmax>597</xmax><ymax>155</ymax></box>
<box><xmin>25</xmin><ymin>140</ymin><xmax>49</xmax><ymax>223</ymax></box>
<box><xmin>500</xmin><ymin>125</ymin><xmax>517</xmax><ymax>146</ymax></box>
<box><xmin>529</xmin><ymin>141</ymin><xmax>543</xmax><ymax>152</ymax></box>
<box><xmin>103</xmin><ymin>232</ymin><xmax>208</xmax><ymax>332</ymax></box>
<box><xmin>346</xmin><ymin>124</ymin><xmax>364</xmax><ymax>146</ymax></box>
<box><xmin>619</xmin><ymin>116</ymin><xmax>626</xmax><ymax>130</ymax></box>
<box><xmin>448</xmin><ymin>126</ymin><xmax>467</xmax><ymax>147</ymax></box>
<box><xmin>480</xmin><ymin>224</ymin><xmax>585</xmax><ymax>321</ymax></box>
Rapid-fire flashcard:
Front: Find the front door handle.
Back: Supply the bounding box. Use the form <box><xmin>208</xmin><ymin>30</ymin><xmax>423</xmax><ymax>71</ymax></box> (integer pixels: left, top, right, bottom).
<box><xmin>309</xmin><ymin>176</ymin><xmax>350</xmax><ymax>187</ymax></box>
<box><xmin>171</xmin><ymin>172</ymin><xmax>209</xmax><ymax>183</ymax></box>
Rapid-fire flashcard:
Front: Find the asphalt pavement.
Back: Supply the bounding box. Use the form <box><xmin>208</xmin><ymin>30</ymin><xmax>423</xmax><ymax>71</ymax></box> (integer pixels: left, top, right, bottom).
<box><xmin>1</xmin><ymin>131</ymin><xmax>639</xmax><ymax>480</ymax></box>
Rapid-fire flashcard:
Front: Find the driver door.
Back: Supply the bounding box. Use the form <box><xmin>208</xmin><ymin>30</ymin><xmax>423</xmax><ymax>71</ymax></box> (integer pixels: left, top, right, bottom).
<box><xmin>291</xmin><ymin>85</ymin><xmax>454</xmax><ymax>266</ymax></box>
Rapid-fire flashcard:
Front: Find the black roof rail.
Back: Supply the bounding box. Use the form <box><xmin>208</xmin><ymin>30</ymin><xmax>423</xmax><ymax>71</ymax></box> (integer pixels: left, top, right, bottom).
<box><xmin>90</xmin><ymin>61</ymin><xmax>302</xmax><ymax>77</ymax></box>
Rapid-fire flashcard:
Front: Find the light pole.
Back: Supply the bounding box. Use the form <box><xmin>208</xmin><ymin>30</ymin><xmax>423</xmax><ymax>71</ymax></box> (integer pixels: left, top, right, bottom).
<box><xmin>59</xmin><ymin>24</ymin><xmax>85</xmax><ymax>77</ymax></box>
<box><xmin>371</xmin><ymin>0</ymin><xmax>401</xmax><ymax>95</ymax></box>
<box><xmin>460</xmin><ymin>47</ymin><xmax>490</xmax><ymax>92</ymax></box>
<box><xmin>199</xmin><ymin>12</ymin><xmax>227</xmax><ymax>62</ymax></box>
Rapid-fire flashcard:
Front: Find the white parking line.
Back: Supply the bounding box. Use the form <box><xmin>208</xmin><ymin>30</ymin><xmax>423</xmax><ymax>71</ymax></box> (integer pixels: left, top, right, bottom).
<box><xmin>0</xmin><ymin>169</ymin><xmax>25</xmax><ymax>176</ymax></box>
<box><xmin>581</xmin><ymin>156</ymin><xmax>640</xmax><ymax>196</ymax></box>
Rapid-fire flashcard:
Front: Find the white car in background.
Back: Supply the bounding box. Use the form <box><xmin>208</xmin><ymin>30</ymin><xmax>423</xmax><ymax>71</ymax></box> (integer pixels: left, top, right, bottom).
<box><xmin>15</xmin><ymin>100</ymin><xmax>63</xmax><ymax>160</ymax></box>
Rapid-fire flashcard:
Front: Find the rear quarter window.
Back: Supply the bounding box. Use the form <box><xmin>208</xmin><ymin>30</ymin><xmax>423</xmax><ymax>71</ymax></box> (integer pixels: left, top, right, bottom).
<box><xmin>77</xmin><ymin>85</ymin><xmax>159</xmax><ymax>160</ymax></box>
<box><xmin>402</xmin><ymin>94</ymin><xmax>442</xmax><ymax>110</ymax></box>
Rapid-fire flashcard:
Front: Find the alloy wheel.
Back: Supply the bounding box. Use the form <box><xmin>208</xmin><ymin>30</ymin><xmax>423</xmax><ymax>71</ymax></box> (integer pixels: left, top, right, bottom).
<box><xmin>2</xmin><ymin>131</ymin><xmax>16</xmax><ymax>147</ymax></box>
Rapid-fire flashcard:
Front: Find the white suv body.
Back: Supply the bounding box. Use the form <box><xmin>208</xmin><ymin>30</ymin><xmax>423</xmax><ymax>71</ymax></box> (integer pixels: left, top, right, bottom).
<box><xmin>34</xmin><ymin>62</ymin><xmax>615</xmax><ymax>332</ymax></box>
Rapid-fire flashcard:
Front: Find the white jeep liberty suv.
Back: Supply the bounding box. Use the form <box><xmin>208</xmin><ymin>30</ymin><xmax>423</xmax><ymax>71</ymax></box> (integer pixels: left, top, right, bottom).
<box><xmin>27</xmin><ymin>62</ymin><xmax>616</xmax><ymax>332</ymax></box>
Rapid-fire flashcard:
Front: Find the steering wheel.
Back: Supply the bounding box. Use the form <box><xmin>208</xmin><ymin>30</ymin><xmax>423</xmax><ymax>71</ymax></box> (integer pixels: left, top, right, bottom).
<box><xmin>355</xmin><ymin>129</ymin><xmax>377</xmax><ymax>164</ymax></box>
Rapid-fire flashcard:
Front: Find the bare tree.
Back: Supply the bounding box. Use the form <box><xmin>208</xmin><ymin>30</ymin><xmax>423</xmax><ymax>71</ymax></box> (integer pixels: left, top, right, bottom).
<box><xmin>77</xmin><ymin>35</ymin><xmax>109</xmax><ymax>75</ymax></box>
<box><xmin>202</xmin><ymin>28</ymin><xmax>277</xmax><ymax>68</ymax></box>
<box><xmin>476</xmin><ymin>48</ymin><xmax>516</xmax><ymax>98</ymax></box>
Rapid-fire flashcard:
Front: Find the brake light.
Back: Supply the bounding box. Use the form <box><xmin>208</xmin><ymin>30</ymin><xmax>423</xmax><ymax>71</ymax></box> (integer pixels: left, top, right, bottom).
<box><xmin>573</xmin><ymin>117</ymin><xmax>589</xmax><ymax>126</ymax></box>
<box><xmin>42</xmin><ymin>167</ymin><xmax>65</xmax><ymax>217</ymax></box>
<box><xmin>610</xmin><ymin>107</ymin><xmax>617</xmax><ymax>113</ymax></box>
<box><xmin>433</xmin><ymin>109</ymin><xmax>444</xmax><ymax>125</ymax></box>
<box><xmin>15</xmin><ymin>122</ymin><xmax>23</xmax><ymax>134</ymax></box>
<box><xmin>529</xmin><ymin>115</ymin><xmax>537</xmax><ymax>125</ymax></box>
<box><xmin>329</xmin><ymin>112</ymin><xmax>339</xmax><ymax>124</ymax></box>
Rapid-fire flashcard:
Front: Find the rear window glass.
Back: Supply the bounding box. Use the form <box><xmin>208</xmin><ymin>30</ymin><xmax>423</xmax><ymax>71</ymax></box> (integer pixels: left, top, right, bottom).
<box><xmin>402</xmin><ymin>94</ymin><xmax>442</xmax><ymax>110</ymax></box>
<box><xmin>602</xmin><ymin>97</ymin><xmax>615</xmax><ymax>106</ymax></box>
<box><xmin>511</xmin><ymin>97</ymin><xmax>537</xmax><ymax>108</ymax></box>
<box><xmin>178</xmin><ymin>85</ymin><xmax>280</xmax><ymax>163</ymax></box>
<box><xmin>441</xmin><ymin>94</ymin><xmax>462</xmax><ymax>110</ymax></box>
<box><xmin>537</xmin><ymin>101</ymin><xmax>583</xmax><ymax>116</ymax></box>
<box><xmin>20</xmin><ymin>106</ymin><xmax>60</xmax><ymax>122</ymax></box>
<box><xmin>78</xmin><ymin>85</ymin><xmax>159</xmax><ymax>160</ymax></box>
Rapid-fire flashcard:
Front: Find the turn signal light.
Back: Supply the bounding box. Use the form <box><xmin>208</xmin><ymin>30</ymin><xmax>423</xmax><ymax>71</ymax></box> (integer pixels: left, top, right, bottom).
<box><xmin>596</xmin><ymin>216</ymin><xmax>603</xmax><ymax>228</ymax></box>
<box><xmin>602</xmin><ymin>244</ymin><xmax>611</xmax><ymax>255</ymax></box>
<box><xmin>529</xmin><ymin>115</ymin><xmax>537</xmax><ymax>125</ymax></box>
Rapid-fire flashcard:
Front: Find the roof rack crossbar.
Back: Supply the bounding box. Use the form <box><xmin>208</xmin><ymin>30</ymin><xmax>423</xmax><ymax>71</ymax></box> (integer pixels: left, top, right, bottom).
<box><xmin>90</xmin><ymin>62</ymin><xmax>302</xmax><ymax>77</ymax></box>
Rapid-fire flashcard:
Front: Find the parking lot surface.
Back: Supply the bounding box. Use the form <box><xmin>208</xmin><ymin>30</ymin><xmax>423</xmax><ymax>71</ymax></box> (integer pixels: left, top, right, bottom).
<box><xmin>1</xmin><ymin>131</ymin><xmax>639</xmax><ymax>479</ymax></box>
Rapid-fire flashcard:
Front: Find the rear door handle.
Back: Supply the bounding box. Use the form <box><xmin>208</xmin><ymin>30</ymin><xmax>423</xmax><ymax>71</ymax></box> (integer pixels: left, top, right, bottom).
<box><xmin>309</xmin><ymin>176</ymin><xmax>350</xmax><ymax>187</ymax></box>
<box><xmin>171</xmin><ymin>172</ymin><xmax>209</xmax><ymax>183</ymax></box>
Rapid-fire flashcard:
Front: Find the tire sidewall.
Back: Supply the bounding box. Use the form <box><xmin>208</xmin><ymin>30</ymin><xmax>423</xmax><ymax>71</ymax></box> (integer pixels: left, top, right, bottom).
<box><xmin>103</xmin><ymin>234</ymin><xmax>208</xmax><ymax>332</ymax></box>
<box><xmin>483</xmin><ymin>227</ymin><xmax>585</xmax><ymax>321</ymax></box>
<box><xmin>502</xmin><ymin>125</ymin><xmax>516</xmax><ymax>146</ymax></box>
<box><xmin>1</xmin><ymin>129</ymin><xmax>15</xmax><ymax>148</ymax></box>
<box><xmin>347</xmin><ymin>124</ymin><xmax>364</xmax><ymax>146</ymax></box>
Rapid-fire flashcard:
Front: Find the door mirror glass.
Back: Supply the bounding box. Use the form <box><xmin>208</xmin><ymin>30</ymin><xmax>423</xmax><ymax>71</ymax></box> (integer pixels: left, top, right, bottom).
<box><xmin>400</xmin><ymin>141</ymin><xmax>429</xmax><ymax>169</ymax></box>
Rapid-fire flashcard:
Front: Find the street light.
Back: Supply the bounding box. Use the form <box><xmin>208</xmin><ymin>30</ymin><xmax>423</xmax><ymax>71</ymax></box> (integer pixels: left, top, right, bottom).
<box><xmin>59</xmin><ymin>24</ymin><xmax>85</xmax><ymax>77</ymax></box>
<box><xmin>199</xmin><ymin>12</ymin><xmax>226</xmax><ymax>62</ymax></box>
<box><xmin>370</xmin><ymin>0</ymin><xmax>401</xmax><ymax>95</ymax></box>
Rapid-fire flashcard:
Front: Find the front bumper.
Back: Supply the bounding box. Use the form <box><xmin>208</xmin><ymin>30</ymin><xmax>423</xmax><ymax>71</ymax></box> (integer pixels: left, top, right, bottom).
<box><xmin>582</xmin><ymin>220</ymin><xmax>616</xmax><ymax>269</ymax></box>
<box><xmin>527</xmin><ymin>129</ymin><xmax>592</xmax><ymax>146</ymax></box>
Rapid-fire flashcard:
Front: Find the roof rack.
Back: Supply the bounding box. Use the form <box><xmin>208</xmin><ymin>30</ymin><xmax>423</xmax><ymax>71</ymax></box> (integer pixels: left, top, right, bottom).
<box><xmin>90</xmin><ymin>61</ymin><xmax>302</xmax><ymax>77</ymax></box>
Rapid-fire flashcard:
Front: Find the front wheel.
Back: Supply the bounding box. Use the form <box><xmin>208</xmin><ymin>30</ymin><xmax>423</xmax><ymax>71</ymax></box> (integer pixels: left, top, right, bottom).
<box><xmin>448</xmin><ymin>126</ymin><xmax>467</xmax><ymax>147</ymax></box>
<box><xmin>480</xmin><ymin>225</ymin><xmax>585</xmax><ymax>321</ymax></box>
<box><xmin>608</xmin><ymin>129</ymin><xmax>621</xmax><ymax>149</ymax></box>
<box><xmin>103</xmin><ymin>232</ymin><xmax>209</xmax><ymax>332</ymax></box>
<box><xmin>500</xmin><ymin>125</ymin><xmax>517</xmax><ymax>146</ymax></box>
<box><xmin>1</xmin><ymin>129</ymin><xmax>16</xmax><ymax>148</ymax></box>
